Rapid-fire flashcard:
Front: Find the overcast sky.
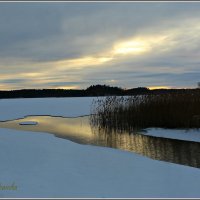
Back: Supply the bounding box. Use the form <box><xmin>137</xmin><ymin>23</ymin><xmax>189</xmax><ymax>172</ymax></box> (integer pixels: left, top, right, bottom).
<box><xmin>0</xmin><ymin>2</ymin><xmax>200</xmax><ymax>90</ymax></box>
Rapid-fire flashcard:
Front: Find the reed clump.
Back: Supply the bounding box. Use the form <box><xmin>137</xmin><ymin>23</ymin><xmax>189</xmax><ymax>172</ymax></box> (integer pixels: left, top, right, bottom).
<box><xmin>90</xmin><ymin>92</ymin><xmax>200</xmax><ymax>129</ymax></box>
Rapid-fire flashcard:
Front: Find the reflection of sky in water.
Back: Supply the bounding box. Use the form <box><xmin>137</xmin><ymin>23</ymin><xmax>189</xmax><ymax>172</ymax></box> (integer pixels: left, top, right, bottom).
<box><xmin>0</xmin><ymin>115</ymin><xmax>200</xmax><ymax>169</ymax></box>
<box><xmin>0</xmin><ymin>116</ymin><xmax>94</xmax><ymax>144</ymax></box>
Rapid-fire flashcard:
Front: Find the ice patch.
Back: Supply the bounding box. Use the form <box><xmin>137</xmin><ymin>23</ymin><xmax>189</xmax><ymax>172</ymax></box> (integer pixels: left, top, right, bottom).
<box><xmin>19</xmin><ymin>121</ymin><xmax>38</xmax><ymax>125</ymax></box>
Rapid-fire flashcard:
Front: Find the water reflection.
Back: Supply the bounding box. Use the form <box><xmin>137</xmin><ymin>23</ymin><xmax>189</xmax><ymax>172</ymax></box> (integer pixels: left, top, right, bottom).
<box><xmin>0</xmin><ymin>115</ymin><xmax>200</xmax><ymax>169</ymax></box>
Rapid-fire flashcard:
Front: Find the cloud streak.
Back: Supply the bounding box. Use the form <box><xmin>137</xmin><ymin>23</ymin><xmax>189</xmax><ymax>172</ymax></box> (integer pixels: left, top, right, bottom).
<box><xmin>0</xmin><ymin>2</ymin><xmax>200</xmax><ymax>90</ymax></box>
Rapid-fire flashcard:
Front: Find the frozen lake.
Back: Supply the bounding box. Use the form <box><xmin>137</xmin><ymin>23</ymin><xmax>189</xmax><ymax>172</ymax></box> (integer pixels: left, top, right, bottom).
<box><xmin>0</xmin><ymin>97</ymin><xmax>200</xmax><ymax>198</ymax></box>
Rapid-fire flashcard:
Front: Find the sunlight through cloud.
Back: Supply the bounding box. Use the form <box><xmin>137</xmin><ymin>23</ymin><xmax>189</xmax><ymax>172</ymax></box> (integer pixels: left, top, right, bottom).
<box><xmin>148</xmin><ymin>86</ymin><xmax>170</xmax><ymax>90</ymax></box>
<box><xmin>113</xmin><ymin>39</ymin><xmax>149</xmax><ymax>55</ymax></box>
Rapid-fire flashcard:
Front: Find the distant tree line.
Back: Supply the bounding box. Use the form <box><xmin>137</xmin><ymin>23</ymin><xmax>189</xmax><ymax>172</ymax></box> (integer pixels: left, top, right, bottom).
<box><xmin>0</xmin><ymin>84</ymin><xmax>199</xmax><ymax>99</ymax></box>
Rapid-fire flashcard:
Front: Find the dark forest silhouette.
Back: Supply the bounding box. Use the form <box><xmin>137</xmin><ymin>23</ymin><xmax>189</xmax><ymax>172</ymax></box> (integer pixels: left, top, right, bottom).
<box><xmin>0</xmin><ymin>84</ymin><xmax>199</xmax><ymax>99</ymax></box>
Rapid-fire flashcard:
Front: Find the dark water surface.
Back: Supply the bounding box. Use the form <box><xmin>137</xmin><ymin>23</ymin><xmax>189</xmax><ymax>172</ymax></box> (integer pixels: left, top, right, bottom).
<box><xmin>0</xmin><ymin>115</ymin><xmax>200</xmax><ymax>169</ymax></box>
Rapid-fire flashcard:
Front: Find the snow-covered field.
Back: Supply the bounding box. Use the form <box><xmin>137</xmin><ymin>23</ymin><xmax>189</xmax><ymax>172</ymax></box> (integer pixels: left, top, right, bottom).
<box><xmin>0</xmin><ymin>97</ymin><xmax>93</xmax><ymax>121</ymax></box>
<box><xmin>0</xmin><ymin>97</ymin><xmax>200</xmax><ymax>198</ymax></box>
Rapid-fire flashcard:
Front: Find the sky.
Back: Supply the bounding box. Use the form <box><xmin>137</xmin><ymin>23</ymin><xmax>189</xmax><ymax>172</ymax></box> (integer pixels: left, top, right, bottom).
<box><xmin>0</xmin><ymin>2</ymin><xmax>200</xmax><ymax>90</ymax></box>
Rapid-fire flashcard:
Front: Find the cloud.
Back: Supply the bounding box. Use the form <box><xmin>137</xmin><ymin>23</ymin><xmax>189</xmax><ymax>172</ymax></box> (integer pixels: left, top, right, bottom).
<box><xmin>1</xmin><ymin>2</ymin><xmax>200</xmax><ymax>89</ymax></box>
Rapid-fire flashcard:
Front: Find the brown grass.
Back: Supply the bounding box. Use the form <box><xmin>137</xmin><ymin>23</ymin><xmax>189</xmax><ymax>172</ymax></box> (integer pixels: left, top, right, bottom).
<box><xmin>90</xmin><ymin>92</ymin><xmax>200</xmax><ymax>130</ymax></box>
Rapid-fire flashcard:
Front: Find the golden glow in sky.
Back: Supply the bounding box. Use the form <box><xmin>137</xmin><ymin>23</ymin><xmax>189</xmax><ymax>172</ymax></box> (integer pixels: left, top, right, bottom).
<box><xmin>0</xmin><ymin>33</ymin><xmax>176</xmax><ymax>90</ymax></box>
<box><xmin>50</xmin><ymin>35</ymin><xmax>168</xmax><ymax>72</ymax></box>
<box><xmin>148</xmin><ymin>86</ymin><xmax>170</xmax><ymax>90</ymax></box>
<box><xmin>1</xmin><ymin>3</ymin><xmax>200</xmax><ymax>90</ymax></box>
<box><xmin>113</xmin><ymin>39</ymin><xmax>149</xmax><ymax>55</ymax></box>
<box><xmin>55</xmin><ymin>85</ymin><xmax>79</xmax><ymax>90</ymax></box>
<box><xmin>112</xmin><ymin>36</ymin><xmax>167</xmax><ymax>56</ymax></box>
<box><xmin>54</xmin><ymin>56</ymin><xmax>113</xmax><ymax>70</ymax></box>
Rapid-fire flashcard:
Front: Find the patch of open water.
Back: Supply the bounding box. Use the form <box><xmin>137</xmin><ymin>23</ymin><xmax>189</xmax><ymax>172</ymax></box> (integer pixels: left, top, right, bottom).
<box><xmin>0</xmin><ymin>115</ymin><xmax>200</xmax><ymax>169</ymax></box>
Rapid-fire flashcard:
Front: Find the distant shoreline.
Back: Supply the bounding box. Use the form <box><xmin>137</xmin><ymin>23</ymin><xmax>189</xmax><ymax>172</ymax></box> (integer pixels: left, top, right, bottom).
<box><xmin>0</xmin><ymin>85</ymin><xmax>199</xmax><ymax>99</ymax></box>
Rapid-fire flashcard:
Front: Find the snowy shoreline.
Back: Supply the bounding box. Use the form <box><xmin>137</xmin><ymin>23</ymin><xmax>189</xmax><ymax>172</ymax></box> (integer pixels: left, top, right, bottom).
<box><xmin>0</xmin><ymin>97</ymin><xmax>200</xmax><ymax>198</ymax></box>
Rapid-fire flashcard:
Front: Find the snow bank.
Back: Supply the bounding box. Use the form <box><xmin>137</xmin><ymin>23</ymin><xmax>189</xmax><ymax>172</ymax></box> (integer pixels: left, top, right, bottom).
<box><xmin>144</xmin><ymin>128</ymin><xmax>200</xmax><ymax>142</ymax></box>
<box><xmin>0</xmin><ymin>128</ymin><xmax>200</xmax><ymax>198</ymax></box>
<box><xmin>0</xmin><ymin>97</ymin><xmax>200</xmax><ymax>198</ymax></box>
<box><xmin>0</xmin><ymin>97</ymin><xmax>94</xmax><ymax>121</ymax></box>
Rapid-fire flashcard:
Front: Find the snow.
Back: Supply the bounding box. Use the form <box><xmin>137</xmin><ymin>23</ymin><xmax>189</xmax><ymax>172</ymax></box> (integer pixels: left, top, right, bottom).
<box><xmin>0</xmin><ymin>97</ymin><xmax>200</xmax><ymax>198</ymax></box>
<box><xmin>19</xmin><ymin>121</ymin><xmax>38</xmax><ymax>125</ymax></box>
<box><xmin>1</xmin><ymin>128</ymin><xmax>200</xmax><ymax>198</ymax></box>
<box><xmin>143</xmin><ymin>128</ymin><xmax>200</xmax><ymax>142</ymax></box>
<box><xmin>0</xmin><ymin>97</ymin><xmax>93</xmax><ymax>121</ymax></box>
